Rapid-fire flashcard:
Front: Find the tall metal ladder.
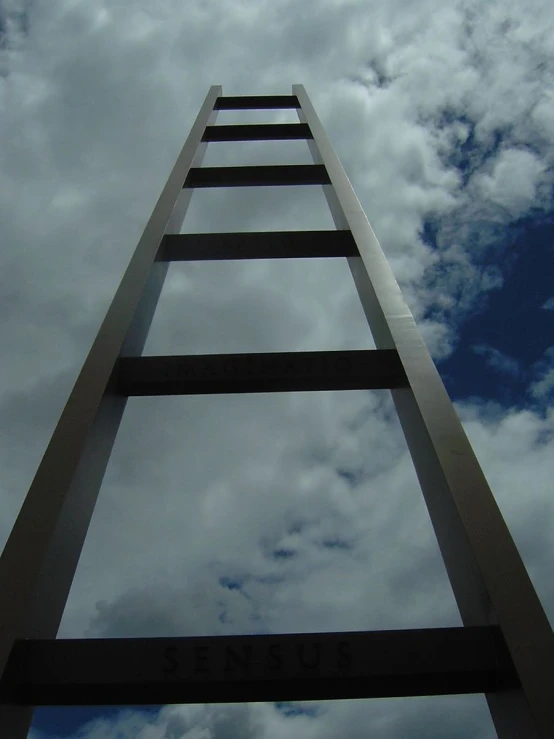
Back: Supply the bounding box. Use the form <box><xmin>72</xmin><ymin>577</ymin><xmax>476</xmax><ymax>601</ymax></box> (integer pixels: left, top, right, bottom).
<box><xmin>0</xmin><ymin>86</ymin><xmax>553</xmax><ymax>738</ymax></box>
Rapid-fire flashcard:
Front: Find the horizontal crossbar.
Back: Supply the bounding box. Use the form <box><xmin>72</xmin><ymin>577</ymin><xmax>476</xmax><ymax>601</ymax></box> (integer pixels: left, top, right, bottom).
<box><xmin>159</xmin><ymin>231</ymin><xmax>358</xmax><ymax>261</ymax></box>
<box><xmin>184</xmin><ymin>165</ymin><xmax>330</xmax><ymax>188</ymax></box>
<box><xmin>117</xmin><ymin>350</ymin><xmax>408</xmax><ymax>396</ymax></box>
<box><xmin>203</xmin><ymin>123</ymin><xmax>312</xmax><ymax>142</ymax></box>
<box><xmin>0</xmin><ymin>627</ymin><xmax>517</xmax><ymax>706</ymax></box>
<box><xmin>214</xmin><ymin>95</ymin><xmax>299</xmax><ymax>110</ymax></box>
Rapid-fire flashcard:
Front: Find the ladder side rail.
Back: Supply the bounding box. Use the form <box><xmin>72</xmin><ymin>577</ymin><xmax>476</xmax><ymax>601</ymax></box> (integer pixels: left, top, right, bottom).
<box><xmin>0</xmin><ymin>85</ymin><xmax>222</xmax><ymax>739</ymax></box>
<box><xmin>293</xmin><ymin>83</ymin><xmax>554</xmax><ymax>738</ymax></box>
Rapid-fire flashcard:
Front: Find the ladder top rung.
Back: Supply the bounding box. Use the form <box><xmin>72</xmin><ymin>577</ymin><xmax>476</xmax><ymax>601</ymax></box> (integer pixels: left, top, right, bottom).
<box><xmin>203</xmin><ymin>123</ymin><xmax>312</xmax><ymax>142</ymax></box>
<box><xmin>160</xmin><ymin>230</ymin><xmax>358</xmax><ymax>261</ymax></box>
<box><xmin>215</xmin><ymin>95</ymin><xmax>299</xmax><ymax>110</ymax></box>
<box><xmin>185</xmin><ymin>164</ymin><xmax>330</xmax><ymax>188</ymax></box>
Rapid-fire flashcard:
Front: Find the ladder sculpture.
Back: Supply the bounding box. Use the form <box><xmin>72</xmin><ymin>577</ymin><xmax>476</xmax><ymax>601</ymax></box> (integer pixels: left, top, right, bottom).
<box><xmin>1</xmin><ymin>86</ymin><xmax>553</xmax><ymax>738</ymax></box>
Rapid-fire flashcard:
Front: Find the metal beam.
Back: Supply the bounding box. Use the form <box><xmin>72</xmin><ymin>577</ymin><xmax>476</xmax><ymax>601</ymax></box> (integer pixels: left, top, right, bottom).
<box><xmin>0</xmin><ymin>86</ymin><xmax>223</xmax><ymax>739</ymax></box>
<box><xmin>292</xmin><ymin>83</ymin><xmax>554</xmax><ymax>738</ymax></box>
<box><xmin>203</xmin><ymin>123</ymin><xmax>312</xmax><ymax>142</ymax></box>
<box><xmin>159</xmin><ymin>231</ymin><xmax>358</xmax><ymax>261</ymax></box>
<box><xmin>117</xmin><ymin>350</ymin><xmax>408</xmax><ymax>396</ymax></box>
<box><xmin>185</xmin><ymin>164</ymin><xmax>330</xmax><ymax>188</ymax></box>
<box><xmin>215</xmin><ymin>95</ymin><xmax>299</xmax><ymax>110</ymax></box>
<box><xmin>0</xmin><ymin>627</ymin><xmax>517</xmax><ymax>706</ymax></box>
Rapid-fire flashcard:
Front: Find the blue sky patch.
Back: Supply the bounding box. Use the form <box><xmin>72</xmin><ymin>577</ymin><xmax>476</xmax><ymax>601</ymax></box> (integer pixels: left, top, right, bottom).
<box><xmin>439</xmin><ymin>214</ymin><xmax>554</xmax><ymax>407</ymax></box>
<box><xmin>321</xmin><ymin>538</ymin><xmax>352</xmax><ymax>551</ymax></box>
<box><xmin>272</xmin><ymin>548</ymin><xmax>297</xmax><ymax>560</ymax></box>
<box><xmin>335</xmin><ymin>467</ymin><xmax>363</xmax><ymax>487</ymax></box>
<box><xmin>274</xmin><ymin>702</ymin><xmax>320</xmax><ymax>718</ymax></box>
<box><xmin>219</xmin><ymin>575</ymin><xmax>244</xmax><ymax>591</ymax></box>
<box><xmin>33</xmin><ymin>707</ymin><xmax>161</xmax><ymax>738</ymax></box>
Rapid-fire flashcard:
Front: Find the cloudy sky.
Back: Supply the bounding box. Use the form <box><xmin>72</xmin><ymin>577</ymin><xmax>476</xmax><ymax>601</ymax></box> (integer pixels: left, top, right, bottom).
<box><xmin>1</xmin><ymin>0</ymin><xmax>553</xmax><ymax>736</ymax></box>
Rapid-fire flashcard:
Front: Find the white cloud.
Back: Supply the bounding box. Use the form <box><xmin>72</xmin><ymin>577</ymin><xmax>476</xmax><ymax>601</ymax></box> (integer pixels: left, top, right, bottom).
<box><xmin>530</xmin><ymin>347</ymin><xmax>554</xmax><ymax>401</ymax></box>
<box><xmin>472</xmin><ymin>343</ymin><xmax>521</xmax><ymax>378</ymax></box>
<box><xmin>472</xmin><ymin>147</ymin><xmax>545</xmax><ymax>218</ymax></box>
<box><xmin>532</xmin><ymin>370</ymin><xmax>554</xmax><ymax>401</ymax></box>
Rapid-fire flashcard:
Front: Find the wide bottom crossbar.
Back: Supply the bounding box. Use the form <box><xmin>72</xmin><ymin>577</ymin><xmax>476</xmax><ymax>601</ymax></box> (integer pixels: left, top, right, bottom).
<box><xmin>0</xmin><ymin>627</ymin><xmax>517</xmax><ymax>706</ymax></box>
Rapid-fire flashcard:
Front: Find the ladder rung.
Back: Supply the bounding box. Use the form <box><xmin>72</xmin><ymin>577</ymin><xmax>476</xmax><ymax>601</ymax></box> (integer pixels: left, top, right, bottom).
<box><xmin>214</xmin><ymin>95</ymin><xmax>299</xmax><ymax>110</ymax></box>
<box><xmin>185</xmin><ymin>164</ymin><xmax>329</xmax><ymax>188</ymax></box>
<box><xmin>203</xmin><ymin>123</ymin><xmax>312</xmax><ymax>142</ymax></box>
<box><xmin>0</xmin><ymin>626</ymin><xmax>516</xmax><ymax>706</ymax></box>
<box><xmin>160</xmin><ymin>231</ymin><xmax>358</xmax><ymax>261</ymax></box>
<box><xmin>117</xmin><ymin>350</ymin><xmax>408</xmax><ymax>396</ymax></box>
